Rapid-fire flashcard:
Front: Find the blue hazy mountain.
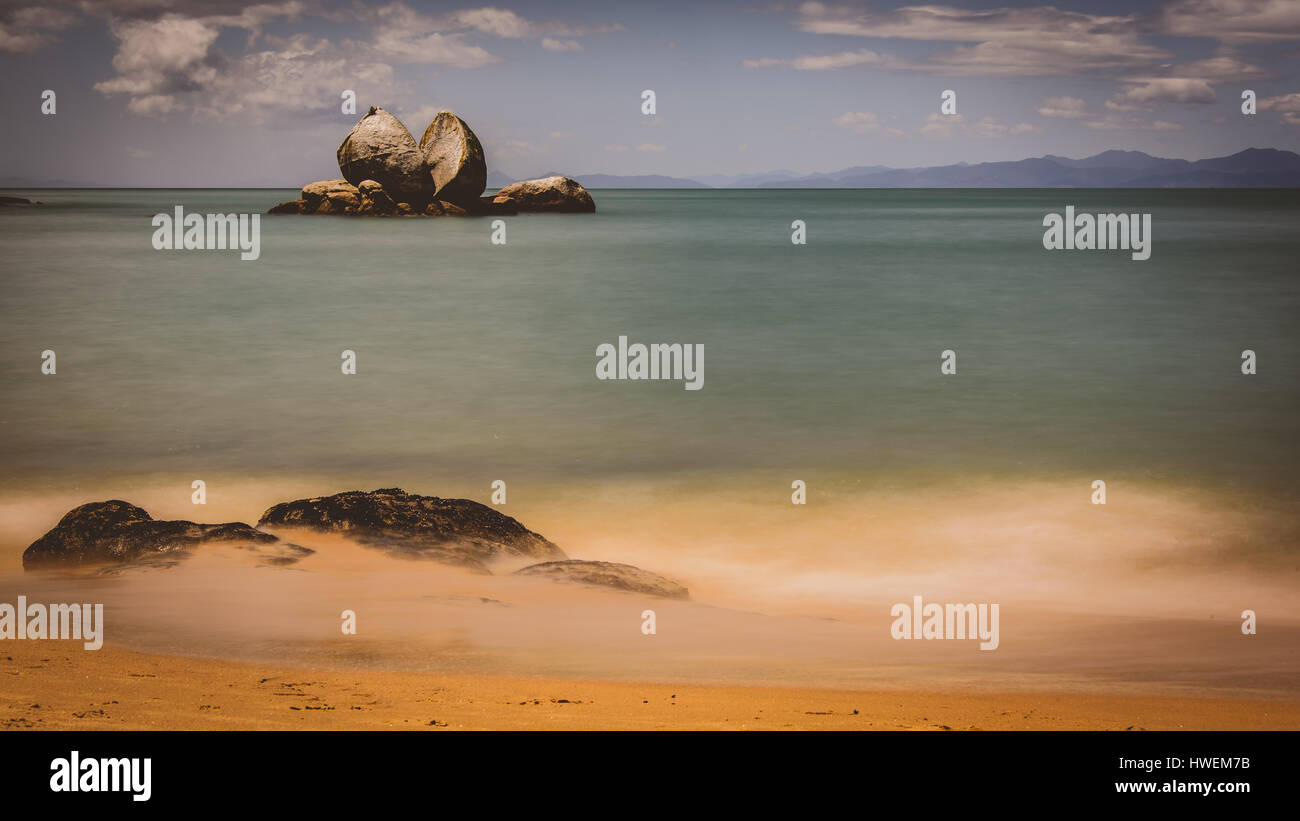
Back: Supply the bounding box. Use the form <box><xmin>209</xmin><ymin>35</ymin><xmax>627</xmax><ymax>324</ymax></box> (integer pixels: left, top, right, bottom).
<box><xmin>754</xmin><ymin>148</ymin><xmax>1300</xmax><ymax>188</ymax></box>
<box><xmin>496</xmin><ymin>149</ymin><xmax>1300</xmax><ymax>188</ymax></box>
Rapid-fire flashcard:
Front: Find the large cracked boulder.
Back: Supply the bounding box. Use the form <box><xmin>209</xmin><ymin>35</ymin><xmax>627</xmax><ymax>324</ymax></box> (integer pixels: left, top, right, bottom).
<box><xmin>337</xmin><ymin>107</ymin><xmax>432</xmax><ymax>205</ymax></box>
<box><xmin>418</xmin><ymin>112</ymin><xmax>487</xmax><ymax>205</ymax></box>
<box><xmin>514</xmin><ymin>560</ymin><xmax>689</xmax><ymax>599</ymax></box>
<box><xmin>22</xmin><ymin>501</ymin><xmax>311</xmax><ymax>570</ymax></box>
<box><xmin>492</xmin><ymin>176</ymin><xmax>595</xmax><ymax>213</ymax></box>
<box><xmin>257</xmin><ymin>488</ymin><xmax>564</xmax><ymax>571</ymax></box>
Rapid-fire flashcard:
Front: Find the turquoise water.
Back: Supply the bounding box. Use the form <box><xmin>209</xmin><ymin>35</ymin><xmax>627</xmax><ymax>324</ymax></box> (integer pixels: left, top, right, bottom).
<box><xmin>1</xmin><ymin>188</ymin><xmax>1297</xmax><ymax>497</ymax></box>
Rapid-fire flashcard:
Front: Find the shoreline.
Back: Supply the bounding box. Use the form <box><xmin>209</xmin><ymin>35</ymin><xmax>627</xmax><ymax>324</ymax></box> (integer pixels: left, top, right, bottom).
<box><xmin>3</xmin><ymin>641</ymin><xmax>1298</xmax><ymax>730</ymax></box>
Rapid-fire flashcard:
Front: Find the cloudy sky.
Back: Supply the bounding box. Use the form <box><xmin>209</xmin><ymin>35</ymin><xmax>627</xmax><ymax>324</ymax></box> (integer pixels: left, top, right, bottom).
<box><xmin>3</xmin><ymin>0</ymin><xmax>1300</xmax><ymax>185</ymax></box>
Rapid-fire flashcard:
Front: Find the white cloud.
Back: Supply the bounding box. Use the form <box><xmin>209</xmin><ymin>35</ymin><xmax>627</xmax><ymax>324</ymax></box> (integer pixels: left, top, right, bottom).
<box><xmin>1107</xmin><ymin>77</ymin><xmax>1218</xmax><ymax>111</ymax></box>
<box><xmin>921</xmin><ymin>112</ymin><xmax>963</xmax><ymax>139</ymax></box>
<box><xmin>1083</xmin><ymin>116</ymin><xmax>1183</xmax><ymax>131</ymax></box>
<box><xmin>492</xmin><ymin>138</ymin><xmax>542</xmax><ymax>158</ymax></box>
<box><xmin>541</xmin><ymin>37</ymin><xmax>582</xmax><ymax>52</ymax></box>
<box><xmin>832</xmin><ymin>111</ymin><xmax>904</xmax><ymax>136</ymax></box>
<box><xmin>89</xmin><ymin>2</ymin><xmax>620</xmax><ymax>118</ymax></box>
<box><xmin>1258</xmin><ymin>92</ymin><xmax>1300</xmax><ymax>125</ymax></box>
<box><xmin>635</xmin><ymin>143</ymin><xmax>666</xmax><ymax>152</ymax></box>
<box><xmin>0</xmin><ymin>5</ymin><xmax>78</xmax><ymax>53</ymax></box>
<box><xmin>1155</xmin><ymin>0</ymin><xmax>1300</xmax><ymax>44</ymax></box>
<box><xmin>1036</xmin><ymin>96</ymin><xmax>1089</xmax><ymax>119</ymax></box>
<box><xmin>917</xmin><ymin>112</ymin><xmax>1038</xmax><ymax>139</ymax></box>
<box><xmin>127</xmin><ymin>93</ymin><xmax>181</xmax><ymax>115</ymax></box>
<box><xmin>742</xmin><ymin>48</ymin><xmax>894</xmax><ymax>70</ymax></box>
<box><xmin>790</xmin><ymin>2</ymin><xmax>1170</xmax><ymax>76</ymax></box>
<box><xmin>436</xmin><ymin>7</ymin><xmax>621</xmax><ymax>39</ymax></box>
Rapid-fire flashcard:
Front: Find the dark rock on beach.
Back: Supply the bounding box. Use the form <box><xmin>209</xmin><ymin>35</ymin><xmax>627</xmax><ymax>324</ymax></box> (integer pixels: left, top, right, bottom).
<box><xmin>492</xmin><ymin>176</ymin><xmax>596</xmax><ymax>213</ymax></box>
<box><xmin>514</xmin><ymin>560</ymin><xmax>689</xmax><ymax>599</ymax></box>
<box><xmin>22</xmin><ymin>500</ymin><xmax>310</xmax><ymax>571</ymax></box>
<box><xmin>337</xmin><ymin>107</ymin><xmax>432</xmax><ymax>205</ymax></box>
<box><xmin>256</xmin><ymin>488</ymin><xmax>565</xmax><ymax>571</ymax></box>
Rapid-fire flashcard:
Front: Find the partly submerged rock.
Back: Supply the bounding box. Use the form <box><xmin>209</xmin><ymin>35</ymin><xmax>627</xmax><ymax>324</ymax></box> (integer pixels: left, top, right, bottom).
<box><xmin>301</xmin><ymin>179</ymin><xmax>360</xmax><ymax>209</ymax></box>
<box><xmin>357</xmin><ymin>179</ymin><xmax>396</xmax><ymax>215</ymax></box>
<box><xmin>22</xmin><ymin>501</ymin><xmax>310</xmax><ymax>571</ymax></box>
<box><xmin>268</xmin><ymin>199</ymin><xmax>308</xmax><ymax>214</ymax></box>
<box><xmin>418</xmin><ymin>111</ymin><xmax>487</xmax><ymax>205</ymax></box>
<box><xmin>492</xmin><ymin>176</ymin><xmax>595</xmax><ymax>213</ymax></box>
<box><xmin>514</xmin><ymin>560</ymin><xmax>689</xmax><ymax>599</ymax></box>
<box><xmin>0</xmin><ymin>196</ymin><xmax>42</xmax><ymax>207</ymax></box>
<box><xmin>337</xmin><ymin>107</ymin><xmax>432</xmax><ymax>205</ymax></box>
<box><xmin>256</xmin><ymin>488</ymin><xmax>564</xmax><ymax>571</ymax></box>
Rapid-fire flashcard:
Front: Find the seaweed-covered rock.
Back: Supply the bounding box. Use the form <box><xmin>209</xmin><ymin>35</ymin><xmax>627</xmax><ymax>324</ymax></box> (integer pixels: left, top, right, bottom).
<box><xmin>514</xmin><ymin>560</ymin><xmax>689</xmax><ymax>599</ymax></box>
<box><xmin>257</xmin><ymin>488</ymin><xmax>564</xmax><ymax>571</ymax></box>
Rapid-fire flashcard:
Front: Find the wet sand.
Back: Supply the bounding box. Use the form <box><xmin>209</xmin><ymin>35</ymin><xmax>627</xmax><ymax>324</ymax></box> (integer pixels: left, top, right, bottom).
<box><xmin>3</xmin><ymin>640</ymin><xmax>1297</xmax><ymax>730</ymax></box>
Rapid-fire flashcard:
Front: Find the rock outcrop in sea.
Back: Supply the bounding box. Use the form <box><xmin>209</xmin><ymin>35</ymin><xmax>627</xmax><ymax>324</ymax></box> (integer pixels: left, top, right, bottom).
<box><xmin>269</xmin><ymin>107</ymin><xmax>594</xmax><ymax>217</ymax></box>
<box><xmin>336</xmin><ymin>106</ymin><xmax>433</xmax><ymax>205</ymax></box>
<box><xmin>492</xmin><ymin>176</ymin><xmax>596</xmax><ymax>213</ymax></box>
<box><xmin>513</xmin><ymin>560</ymin><xmax>690</xmax><ymax>599</ymax></box>
<box><xmin>21</xmin><ymin>500</ymin><xmax>312</xmax><ymax>571</ymax></box>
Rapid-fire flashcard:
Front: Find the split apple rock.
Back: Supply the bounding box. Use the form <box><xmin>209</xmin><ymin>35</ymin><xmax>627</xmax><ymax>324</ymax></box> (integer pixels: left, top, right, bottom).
<box><xmin>336</xmin><ymin>106</ymin><xmax>432</xmax><ymax>204</ymax></box>
<box><xmin>269</xmin><ymin>106</ymin><xmax>594</xmax><ymax>217</ymax></box>
<box><xmin>420</xmin><ymin>111</ymin><xmax>487</xmax><ymax>203</ymax></box>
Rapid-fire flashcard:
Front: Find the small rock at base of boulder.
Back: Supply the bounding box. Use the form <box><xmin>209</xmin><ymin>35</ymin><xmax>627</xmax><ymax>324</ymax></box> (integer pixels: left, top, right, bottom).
<box><xmin>337</xmin><ymin>107</ymin><xmax>432</xmax><ymax>205</ymax></box>
<box><xmin>268</xmin><ymin>199</ymin><xmax>308</xmax><ymax>214</ymax></box>
<box><xmin>324</xmin><ymin>190</ymin><xmax>361</xmax><ymax>214</ymax></box>
<box><xmin>357</xmin><ymin>179</ymin><xmax>396</xmax><ymax>215</ymax></box>
<box><xmin>514</xmin><ymin>560</ymin><xmax>689</xmax><ymax>599</ymax></box>
<box><xmin>301</xmin><ymin>179</ymin><xmax>359</xmax><ymax>209</ymax></box>
<box><xmin>418</xmin><ymin>111</ymin><xmax>488</xmax><ymax>205</ymax></box>
<box><xmin>492</xmin><ymin>176</ymin><xmax>595</xmax><ymax>213</ymax></box>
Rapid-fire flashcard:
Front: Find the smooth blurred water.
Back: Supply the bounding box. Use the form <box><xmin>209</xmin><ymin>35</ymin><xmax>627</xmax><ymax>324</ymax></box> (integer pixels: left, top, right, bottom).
<box><xmin>1</xmin><ymin>188</ymin><xmax>1297</xmax><ymax>497</ymax></box>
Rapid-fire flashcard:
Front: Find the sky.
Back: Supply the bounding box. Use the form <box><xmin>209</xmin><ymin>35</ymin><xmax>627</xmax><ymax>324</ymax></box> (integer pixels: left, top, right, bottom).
<box><xmin>2</xmin><ymin>0</ymin><xmax>1300</xmax><ymax>185</ymax></box>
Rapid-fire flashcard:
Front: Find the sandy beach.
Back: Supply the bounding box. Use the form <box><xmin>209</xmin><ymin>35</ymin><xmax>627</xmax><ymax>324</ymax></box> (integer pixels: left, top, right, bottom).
<box><xmin>3</xmin><ymin>481</ymin><xmax>1300</xmax><ymax>731</ymax></box>
<box><xmin>3</xmin><ymin>639</ymin><xmax>1297</xmax><ymax>730</ymax></box>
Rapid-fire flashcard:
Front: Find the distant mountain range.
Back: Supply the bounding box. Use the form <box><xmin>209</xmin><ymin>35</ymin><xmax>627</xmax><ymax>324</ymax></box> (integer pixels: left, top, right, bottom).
<box><xmin>500</xmin><ymin>148</ymin><xmax>1300</xmax><ymax>189</ymax></box>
